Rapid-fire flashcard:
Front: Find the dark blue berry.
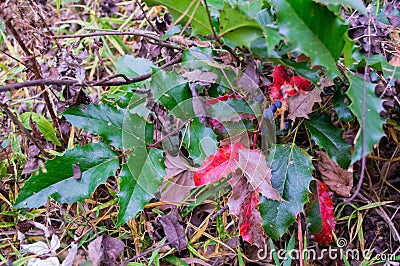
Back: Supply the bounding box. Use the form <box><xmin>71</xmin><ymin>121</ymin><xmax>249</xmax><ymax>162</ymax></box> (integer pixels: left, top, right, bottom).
<box><xmin>263</xmin><ymin>108</ymin><xmax>274</xmax><ymax>120</ymax></box>
<box><xmin>270</xmin><ymin>103</ymin><xmax>277</xmax><ymax>113</ymax></box>
<box><xmin>275</xmin><ymin>100</ymin><xmax>282</xmax><ymax>108</ymax></box>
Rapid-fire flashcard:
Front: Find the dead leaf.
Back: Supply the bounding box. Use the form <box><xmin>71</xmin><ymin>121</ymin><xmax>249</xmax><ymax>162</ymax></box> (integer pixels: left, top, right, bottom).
<box><xmin>316</xmin><ymin>150</ymin><xmax>353</xmax><ymax>197</ymax></box>
<box><xmin>237</xmin><ymin>149</ymin><xmax>282</xmax><ymax>201</ymax></box>
<box><xmin>319</xmin><ymin>76</ymin><xmax>335</xmax><ymax>88</ymax></box>
<box><xmin>244</xmin><ymin>56</ymin><xmax>260</xmax><ymax>88</ymax></box>
<box><xmin>157</xmin><ymin>207</ymin><xmax>187</xmax><ymax>252</ymax></box>
<box><xmin>219</xmin><ymin>130</ymin><xmax>251</xmax><ymax>147</ymax></box>
<box><xmin>87</xmin><ymin>235</ymin><xmax>124</xmax><ymax>266</ymax></box>
<box><xmin>58</xmin><ymin>49</ymin><xmax>86</xmax><ymax>82</ymax></box>
<box><xmin>21</xmin><ymin>235</ymin><xmax>59</xmax><ymax>256</ymax></box>
<box><xmin>102</xmin><ymin>236</ymin><xmax>125</xmax><ymax>265</ymax></box>
<box><xmin>22</xmin><ymin>145</ymin><xmax>41</xmax><ymax>175</ymax></box>
<box><xmin>159</xmin><ymin>154</ymin><xmax>196</xmax><ymax>202</ymax></box>
<box><xmin>287</xmin><ymin>87</ymin><xmax>322</xmax><ymax>120</ymax></box>
<box><xmin>87</xmin><ymin>236</ymin><xmax>103</xmax><ymax>266</ymax></box>
<box><xmin>61</xmin><ymin>243</ymin><xmax>77</xmax><ymax>266</ymax></box>
<box><xmin>73</xmin><ymin>164</ymin><xmax>81</xmax><ymax>180</ymax></box>
<box><xmin>190</xmin><ymin>83</ymin><xmax>209</xmax><ymax>126</ymax></box>
<box><xmin>161</xmin><ymin>114</ymin><xmax>183</xmax><ymax>156</ymax></box>
<box><xmin>236</xmin><ymin>70</ymin><xmax>260</xmax><ymax>99</ymax></box>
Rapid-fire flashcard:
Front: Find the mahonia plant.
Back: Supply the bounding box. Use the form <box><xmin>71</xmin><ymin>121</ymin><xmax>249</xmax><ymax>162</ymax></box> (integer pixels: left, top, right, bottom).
<box><xmin>14</xmin><ymin>0</ymin><xmax>397</xmax><ymax>248</ymax></box>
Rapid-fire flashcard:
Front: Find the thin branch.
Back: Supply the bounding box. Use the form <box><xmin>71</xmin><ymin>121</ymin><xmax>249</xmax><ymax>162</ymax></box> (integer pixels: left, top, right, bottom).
<box><xmin>203</xmin><ymin>0</ymin><xmax>220</xmax><ymax>43</ymax></box>
<box><xmin>0</xmin><ymin>74</ymin><xmax>151</xmax><ymax>92</ymax></box>
<box><xmin>135</xmin><ymin>0</ymin><xmax>160</xmax><ymax>34</ymax></box>
<box><xmin>0</xmin><ymin>53</ymin><xmax>182</xmax><ymax>92</ymax></box>
<box><xmin>51</xmin><ymin>29</ymin><xmax>158</xmax><ymax>40</ymax></box>
<box><xmin>49</xmin><ymin>29</ymin><xmax>184</xmax><ymax>50</ymax></box>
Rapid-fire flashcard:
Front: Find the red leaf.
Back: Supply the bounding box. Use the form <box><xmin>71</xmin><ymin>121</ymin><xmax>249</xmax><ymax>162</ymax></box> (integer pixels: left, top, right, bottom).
<box><xmin>206</xmin><ymin>93</ymin><xmax>242</xmax><ymax>107</ymax></box>
<box><xmin>240</xmin><ymin>190</ymin><xmax>262</xmax><ymax>243</ymax></box>
<box><xmin>271</xmin><ymin>65</ymin><xmax>291</xmax><ymax>87</ymax></box>
<box><xmin>269</xmin><ymin>65</ymin><xmax>312</xmax><ymax>102</ymax></box>
<box><xmin>228</xmin><ymin>174</ymin><xmax>266</xmax><ymax>247</ymax></box>
<box><xmin>313</xmin><ymin>181</ymin><xmax>336</xmax><ymax>245</ymax></box>
<box><xmin>289</xmin><ymin>75</ymin><xmax>312</xmax><ymax>92</ymax></box>
<box><xmin>193</xmin><ymin>142</ymin><xmax>246</xmax><ymax>186</ymax></box>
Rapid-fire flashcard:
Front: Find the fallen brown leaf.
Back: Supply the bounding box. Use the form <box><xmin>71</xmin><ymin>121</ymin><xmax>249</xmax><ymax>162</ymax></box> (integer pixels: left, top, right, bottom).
<box><xmin>157</xmin><ymin>207</ymin><xmax>187</xmax><ymax>252</ymax></box>
<box><xmin>158</xmin><ymin>154</ymin><xmax>195</xmax><ymax>202</ymax></box>
<box><xmin>237</xmin><ymin>149</ymin><xmax>282</xmax><ymax>201</ymax></box>
<box><xmin>316</xmin><ymin>150</ymin><xmax>353</xmax><ymax>197</ymax></box>
<box><xmin>87</xmin><ymin>235</ymin><xmax>124</xmax><ymax>266</ymax></box>
<box><xmin>288</xmin><ymin>87</ymin><xmax>322</xmax><ymax>120</ymax></box>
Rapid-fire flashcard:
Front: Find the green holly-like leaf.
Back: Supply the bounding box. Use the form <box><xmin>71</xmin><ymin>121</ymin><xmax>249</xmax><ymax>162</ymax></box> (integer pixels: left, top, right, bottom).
<box><xmin>148</xmin><ymin>69</ymin><xmax>193</xmax><ymax>119</ymax></box>
<box><xmin>20</xmin><ymin>112</ymin><xmax>61</xmax><ymax>146</ymax></box>
<box><xmin>219</xmin><ymin>4</ymin><xmax>264</xmax><ymax>48</ymax></box>
<box><xmin>305</xmin><ymin>112</ymin><xmax>351</xmax><ymax>168</ymax></box>
<box><xmin>271</xmin><ymin>0</ymin><xmax>348</xmax><ymax>78</ymax></box>
<box><xmin>144</xmin><ymin>0</ymin><xmax>212</xmax><ymax>36</ymax></box>
<box><xmin>117</xmin><ymin>149</ymin><xmax>165</xmax><ymax>225</ymax></box>
<box><xmin>346</xmin><ymin>74</ymin><xmax>385</xmax><ymax>163</ymax></box>
<box><xmin>14</xmin><ymin>142</ymin><xmax>119</xmax><ymax>208</ymax></box>
<box><xmin>118</xmin><ymin>110</ymin><xmax>166</xmax><ymax>225</ymax></box>
<box><xmin>63</xmin><ymin>104</ymin><xmax>145</xmax><ymax>149</ymax></box>
<box><xmin>182</xmin><ymin>118</ymin><xmax>218</xmax><ymax>165</ymax></box>
<box><xmin>313</xmin><ymin>0</ymin><xmax>367</xmax><ymax>15</ymax></box>
<box><xmin>259</xmin><ymin>144</ymin><xmax>314</xmax><ymax>239</ymax></box>
<box><xmin>182</xmin><ymin>47</ymin><xmax>214</xmax><ymax>71</ymax></box>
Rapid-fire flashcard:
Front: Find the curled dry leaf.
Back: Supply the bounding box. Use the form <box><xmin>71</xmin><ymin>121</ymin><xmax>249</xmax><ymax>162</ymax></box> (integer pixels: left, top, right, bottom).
<box><xmin>316</xmin><ymin>150</ymin><xmax>353</xmax><ymax>197</ymax></box>
<box><xmin>159</xmin><ymin>154</ymin><xmax>196</xmax><ymax>202</ymax></box>
<box><xmin>21</xmin><ymin>234</ymin><xmax>60</xmax><ymax>256</ymax></box>
<box><xmin>61</xmin><ymin>243</ymin><xmax>77</xmax><ymax>266</ymax></box>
